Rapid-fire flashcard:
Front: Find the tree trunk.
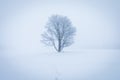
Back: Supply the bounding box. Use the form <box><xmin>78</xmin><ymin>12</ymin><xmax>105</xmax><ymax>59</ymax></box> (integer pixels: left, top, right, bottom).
<box><xmin>58</xmin><ymin>39</ymin><xmax>61</xmax><ymax>52</ymax></box>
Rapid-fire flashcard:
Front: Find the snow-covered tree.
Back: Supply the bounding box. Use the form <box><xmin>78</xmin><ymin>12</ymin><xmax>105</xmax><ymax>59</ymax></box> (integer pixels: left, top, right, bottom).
<box><xmin>41</xmin><ymin>15</ymin><xmax>76</xmax><ymax>52</ymax></box>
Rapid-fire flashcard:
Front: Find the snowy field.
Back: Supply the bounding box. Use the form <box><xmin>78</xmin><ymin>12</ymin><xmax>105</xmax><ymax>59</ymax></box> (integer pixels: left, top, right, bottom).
<box><xmin>0</xmin><ymin>49</ymin><xmax>120</xmax><ymax>80</ymax></box>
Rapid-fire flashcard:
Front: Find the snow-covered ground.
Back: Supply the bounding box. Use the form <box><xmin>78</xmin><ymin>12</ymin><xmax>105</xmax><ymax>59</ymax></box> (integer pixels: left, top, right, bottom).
<box><xmin>0</xmin><ymin>49</ymin><xmax>120</xmax><ymax>80</ymax></box>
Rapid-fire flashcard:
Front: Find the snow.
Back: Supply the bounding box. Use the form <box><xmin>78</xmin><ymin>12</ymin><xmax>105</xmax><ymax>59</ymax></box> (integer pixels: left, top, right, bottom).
<box><xmin>0</xmin><ymin>49</ymin><xmax>120</xmax><ymax>80</ymax></box>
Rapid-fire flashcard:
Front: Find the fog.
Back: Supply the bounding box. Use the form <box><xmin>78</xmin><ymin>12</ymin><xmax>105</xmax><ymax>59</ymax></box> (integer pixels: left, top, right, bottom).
<box><xmin>0</xmin><ymin>0</ymin><xmax>120</xmax><ymax>80</ymax></box>
<box><xmin>0</xmin><ymin>0</ymin><xmax>120</xmax><ymax>51</ymax></box>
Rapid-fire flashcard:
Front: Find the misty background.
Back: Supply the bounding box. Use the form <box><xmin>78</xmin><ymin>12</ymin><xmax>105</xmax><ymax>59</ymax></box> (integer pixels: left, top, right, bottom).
<box><xmin>0</xmin><ymin>0</ymin><xmax>120</xmax><ymax>80</ymax></box>
<box><xmin>0</xmin><ymin>0</ymin><xmax>120</xmax><ymax>52</ymax></box>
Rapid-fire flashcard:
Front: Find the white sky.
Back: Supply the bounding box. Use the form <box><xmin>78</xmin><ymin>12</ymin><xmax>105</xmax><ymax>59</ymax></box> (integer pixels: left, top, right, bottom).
<box><xmin>0</xmin><ymin>0</ymin><xmax>120</xmax><ymax>53</ymax></box>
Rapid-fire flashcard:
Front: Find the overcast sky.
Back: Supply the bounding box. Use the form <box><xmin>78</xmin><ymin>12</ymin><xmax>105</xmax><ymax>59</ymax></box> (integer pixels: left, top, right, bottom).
<box><xmin>0</xmin><ymin>0</ymin><xmax>120</xmax><ymax>53</ymax></box>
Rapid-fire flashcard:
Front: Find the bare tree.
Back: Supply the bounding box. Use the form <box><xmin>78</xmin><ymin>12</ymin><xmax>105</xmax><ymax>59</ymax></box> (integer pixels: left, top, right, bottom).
<box><xmin>41</xmin><ymin>15</ymin><xmax>76</xmax><ymax>52</ymax></box>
